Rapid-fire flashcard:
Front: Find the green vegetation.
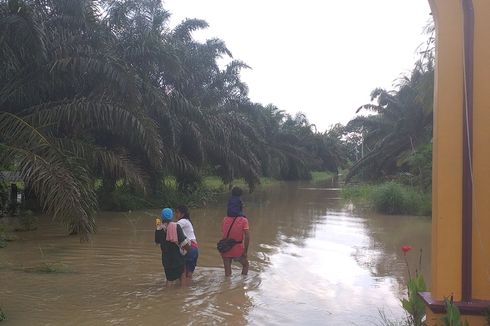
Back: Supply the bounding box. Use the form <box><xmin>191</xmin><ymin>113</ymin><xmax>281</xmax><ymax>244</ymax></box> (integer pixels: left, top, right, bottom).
<box><xmin>0</xmin><ymin>182</ymin><xmax>7</xmax><ymax>214</ymax></box>
<box><xmin>23</xmin><ymin>262</ymin><xmax>71</xmax><ymax>274</ymax></box>
<box><xmin>98</xmin><ymin>179</ymin><xmax>215</xmax><ymax>211</ymax></box>
<box><xmin>371</xmin><ymin>183</ymin><xmax>430</xmax><ymax>216</ymax></box>
<box><xmin>376</xmin><ymin>248</ymin><xmax>427</xmax><ymax>326</ymax></box>
<box><xmin>344</xmin><ymin>59</ymin><xmax>434</xmax><ymax>188</ymax></box>
<box><xmin>441</xmin><ymin>299</ymin><xmax>469</xmax><ymax>326</ymax></box>
<box><xmin>0</xmin><ymin>0</ymin><xmax>435</xmax><ymax>238</ymax></box>
<box><xmin>20</xmin><ymin>247</ymin><xmax>73</xmax><ymax>273</ymax></box>
<box><xmin>0</xmin><ymin>0</ymin><xmax>436</xmax><ymax>237</ymax></box>
<box><xmin>203</xmin><ymin>176</ymin><xmax>279</xmax><ymax>193</ymax></box>
<box><xmin>310</xmin><ymin>171</ymin><xmax>336</xmax><ymax>183</ymax></box>
<box><xmin>96</xmin><ymin>175</ymin><xmax>282</xmax><ymax>211</ymax></box>
<box><xmin>380</xmin><ymin>248</ymin><xmax>427</xmax><ymax>326</ymax></box>
<box><xmin>341</xmin><ymin>184</ymin><xmax>375</xmax><ymax>203</ymax></box>
<box><xmin>0</xmin><ymin>225</ymin><xmax>7</xmax><ymax>248</ymax></box>
<box><xmin>0</xmin><ymin>0</ymin><xmax>344</xmax><ymax>238</ymax></box>
<box><xmin>0</xmin><ymin>224</ymin><xmax>18</xmax><ymax>248</ymax></box>
<box><xmin>401</xmin><ymin>274</ymin><xmax>426</xmax><ymax>326</ymax></box>
<box><xmin>338</xmin><ymin>24</ymin><xmax>434</xmax><ymax>216</ymax></box>
<box><xmin>342</xmin><ymin>182</ymin><xmax>431</xmax><ymax>216</ymax></box>
<box><xmin>15</xmin><ymin>210</ymin><xmax>38</xmax><ymax>231</ymax></box>
<box><xmin>0</xmin><ymin>307</ymin><xmax>5</xmax><ymax>322</ymax></box>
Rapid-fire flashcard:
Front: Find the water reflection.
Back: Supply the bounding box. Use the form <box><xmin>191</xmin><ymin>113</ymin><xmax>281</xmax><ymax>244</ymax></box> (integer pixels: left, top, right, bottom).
<box><xmin>245</xmin><ymin>183</ymin><xmax>430</xmax><ymax>325</ymax></box>
<box><xmin>0</xmin><ymin>182</ymin><xmax>430</xmax><ymax>325</ymax></box>
<box><xmin>355</xmin><ymin>213</ymin><xmax>431</xmax><ymax>290</ymax></box>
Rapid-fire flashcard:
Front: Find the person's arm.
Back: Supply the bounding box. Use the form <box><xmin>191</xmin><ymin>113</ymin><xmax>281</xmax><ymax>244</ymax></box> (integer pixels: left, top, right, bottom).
<box><xmin>177</xmin><ymin>224</ymin><xmax>191</xmax><ymax>252</ymax></box>
<box><xmin>242</xmin><ymin>229</ymin><xmax>250</xmax><ymax>257</ymax></box>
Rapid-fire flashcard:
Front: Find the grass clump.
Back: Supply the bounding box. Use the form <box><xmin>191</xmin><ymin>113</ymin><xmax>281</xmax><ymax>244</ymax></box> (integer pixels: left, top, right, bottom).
<box><xmin>23</xmin><ymin>262</ymin><xmax>71</xmax><ymax>274</ymax></box>
<box><xmin>21</xmin><ymin>247</ymin><xmax>73</xmax><ymax>274</ymax></box>
<box><xmin>310</xmin><ymin>171</ymin><xmax>336</xmax><ymax>183</ymax></box>
<box><xmin>342</xmin><ymin>182</ymin><xmax>431</xmax><ymax>216</ymax></box>
<box><xmin>0</xmin><ymin>307</ymin><xmax>6</xmax><ymax>322</ymax></box>
<box><xmin>203</xmin><ymin>176</ymin><xmax>279</xmax><ymax>193</ymax></box>
<box><xmin>342</xmin><ymin>184</ymin><xmax>375</xmax><ymax>202</ymax></box>
<box><xmin>14</xmin><ymin>210</ymin><xmax>38</xmax><ymax>231</ymax></box>
<box><xmin>372</xmin><ymin>182</ymin><xmax>411</xmax><ymax>215</ymax></box>
<box><xmin>0</xmin><ymin>224</ymin><xmax>18</xmax><ymax>248</ymax></box>
<box><xmin>0</xmin><ymin>225</ymin><xmax>7</xmax><ymax>249</ymax></box>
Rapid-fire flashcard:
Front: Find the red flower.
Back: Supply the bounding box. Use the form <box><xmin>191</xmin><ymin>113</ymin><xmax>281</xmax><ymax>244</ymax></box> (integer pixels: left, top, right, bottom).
<box><xmin>401</xmin><ymin>245</ymin><xmax>412</xmax><ymax>253</ymax></box>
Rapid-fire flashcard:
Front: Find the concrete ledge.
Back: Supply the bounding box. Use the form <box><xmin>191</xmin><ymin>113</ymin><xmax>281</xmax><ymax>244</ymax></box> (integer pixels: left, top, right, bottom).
<box><xmin>419</xmin><ymin>292</ymin><xmax>490</xmax><ymax>315</ymax></box>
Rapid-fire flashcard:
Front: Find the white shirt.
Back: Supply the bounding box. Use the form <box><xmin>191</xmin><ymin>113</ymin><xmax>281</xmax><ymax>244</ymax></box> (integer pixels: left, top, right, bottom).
<box><xmin>177</xmin><ymin>219</ymin><xmax>197</xmax><ymax>241</ymax></box>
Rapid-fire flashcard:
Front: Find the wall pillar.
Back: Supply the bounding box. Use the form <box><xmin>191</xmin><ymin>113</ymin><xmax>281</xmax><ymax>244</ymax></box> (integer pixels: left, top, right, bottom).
<box><xmin>422</xmin><ymin>0</ymin><xmax>490</xmax><ymax>324</ymax></box>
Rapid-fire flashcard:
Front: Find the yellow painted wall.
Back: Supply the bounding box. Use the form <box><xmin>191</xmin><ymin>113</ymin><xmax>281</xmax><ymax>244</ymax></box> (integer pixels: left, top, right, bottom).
<box><xmin>425</xmin><ymin>0</ymin><xmax>490</xmax><ymax>324</ymax></box>
<box><xmin>471</xmin><ymin>0</ymin><xmax>490</xmax><ymax>300</ymax></box>
<box><xmin>427</xmin><ymin>0</ymin><xmax>464</xmax><ymax>301</ymax></box>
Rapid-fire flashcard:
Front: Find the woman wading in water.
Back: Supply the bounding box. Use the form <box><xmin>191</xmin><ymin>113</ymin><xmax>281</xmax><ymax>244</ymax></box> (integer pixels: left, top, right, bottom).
<box><xmin>175</xmin><ymin>205</ymin><xmax>199</xmax><ymax>279</ymax></box>
<box><xmin>155</xmin><ymin>208</ymin><xmax>191</xmax><ymax>284</ymax></box>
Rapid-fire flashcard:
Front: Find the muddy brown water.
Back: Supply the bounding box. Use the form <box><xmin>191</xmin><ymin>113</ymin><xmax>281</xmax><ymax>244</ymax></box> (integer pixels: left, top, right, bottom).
<box><xmin>0</xmin><ymin>182</ymin><xmax>431</xmax><ymax>325</ymax></box>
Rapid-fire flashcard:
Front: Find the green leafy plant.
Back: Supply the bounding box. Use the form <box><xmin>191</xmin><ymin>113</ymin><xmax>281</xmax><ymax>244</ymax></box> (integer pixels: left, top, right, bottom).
<box><xmin>400</xmin><ymin>246</ymin><xmax>427</xmax><ymax>326</ymax></box>
<box><xmin>401</xmin><ymin>274</ymin><xmax>426</xmax><ymax>326</ymax></box>
<box><xmin>441</xmin><ymin>298</ymin><xmax>469</xmax><ymax>326</ymax></box>
<box><xmin>23</xmin><ymin>247</ymin><xmax>72</xmax><ymax>274</ymax></box>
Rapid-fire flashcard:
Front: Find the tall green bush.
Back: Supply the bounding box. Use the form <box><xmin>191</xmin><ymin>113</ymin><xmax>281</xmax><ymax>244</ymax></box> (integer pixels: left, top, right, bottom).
<box><xmin>371</xmin><ymin>182</ymin><xmax>431</xmax><ymax>215</ymax></box>
<box><xmin>343</xmin><ymin>182</ymin><xmax>431</xmax><ymax>216</ymax></box>
<box><xmin>371</xmin><ymin>182</ymin><xmax>408</xmax><ymax>214</ymax></box>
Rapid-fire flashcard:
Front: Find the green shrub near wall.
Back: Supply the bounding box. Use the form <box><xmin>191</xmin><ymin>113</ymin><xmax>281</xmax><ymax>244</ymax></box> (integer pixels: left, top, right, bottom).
<box><xmin>342</xmin><ymin>182</ymin><xmax>431</xmax><ymax>216</ymax></box>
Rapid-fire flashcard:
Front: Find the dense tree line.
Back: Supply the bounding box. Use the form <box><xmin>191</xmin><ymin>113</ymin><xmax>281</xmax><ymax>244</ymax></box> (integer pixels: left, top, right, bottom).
<box><xmin>0</xmin><ymin>0</ymin><xmax>342</xmax><ymax>238</ymax></box>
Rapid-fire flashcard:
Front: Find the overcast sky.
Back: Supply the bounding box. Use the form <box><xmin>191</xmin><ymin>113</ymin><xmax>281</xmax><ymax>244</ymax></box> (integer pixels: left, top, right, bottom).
<box><xmin>163</xmin><ymin>0</ymin><xmax>432</xmax><ymax>131</ymax></box>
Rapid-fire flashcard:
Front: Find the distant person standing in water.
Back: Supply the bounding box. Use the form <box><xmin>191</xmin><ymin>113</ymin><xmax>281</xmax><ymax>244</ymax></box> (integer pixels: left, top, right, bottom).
<box><xmin>175</xmin><ymin>205</ymin><xmax>199</xmax><ymax>279</ymax></box>
<box><xmin>221</xmin><ymin>187</ymin><xmax>250</xmax><ymax>276</ymax></box>
<box><xmin>155</xmin><ymin>208</ymin><xmax>190</xmax><ymax>284</ymax></box>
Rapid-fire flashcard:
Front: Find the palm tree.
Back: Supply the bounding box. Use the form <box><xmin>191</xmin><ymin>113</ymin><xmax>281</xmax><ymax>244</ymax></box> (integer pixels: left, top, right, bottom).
<box><xmin>345</xmin><ymin>60</ymin><xmax>434</xmax><ymax>182</ymax></box>
<box><xmin>0</xmin><ymin>0</ymin><xmax>162</xmax><ymax>238</ymax></box>
<box><xmin>1</xmin><ymin>0</ymin><xmax>346</xmax><ymax>240</ymax></box>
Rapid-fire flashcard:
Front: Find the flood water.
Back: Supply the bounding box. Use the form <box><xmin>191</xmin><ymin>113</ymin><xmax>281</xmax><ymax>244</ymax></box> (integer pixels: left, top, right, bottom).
<box><xmin>0</xmin><ymin>182</ymin><xmax>431</xmax><ymax>325</ymax></box>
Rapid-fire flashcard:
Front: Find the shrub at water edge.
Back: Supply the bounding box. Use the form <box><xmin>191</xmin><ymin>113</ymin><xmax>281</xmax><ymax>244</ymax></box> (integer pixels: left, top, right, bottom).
<box><xmin>342</xmin><ymin>182</ymin><xmax>431</xmax><ymax>216</ymax></box>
